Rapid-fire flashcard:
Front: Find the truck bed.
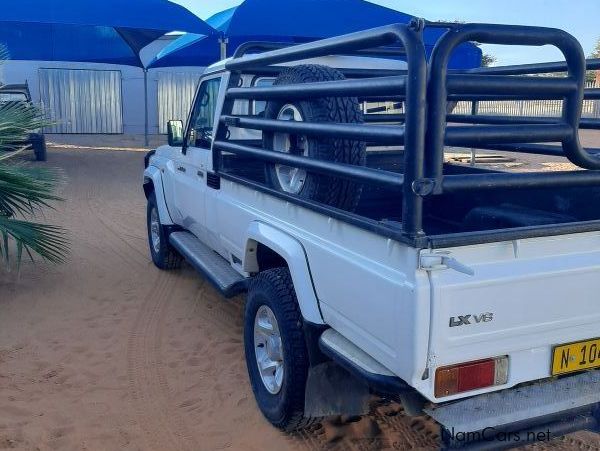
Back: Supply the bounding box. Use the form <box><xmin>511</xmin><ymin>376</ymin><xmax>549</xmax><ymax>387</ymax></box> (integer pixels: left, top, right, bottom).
<box><xmin>223</xmin><ymin>149</ymin><xmax>600</xmax><ymax>237</ymax></box>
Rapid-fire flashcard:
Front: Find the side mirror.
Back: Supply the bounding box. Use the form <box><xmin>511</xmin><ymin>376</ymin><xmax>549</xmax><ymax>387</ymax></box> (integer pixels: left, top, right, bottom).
<box><xmin>167</xmin><ymin>120</ymin><xmax>184</xmax><ymax>147</ymax></box>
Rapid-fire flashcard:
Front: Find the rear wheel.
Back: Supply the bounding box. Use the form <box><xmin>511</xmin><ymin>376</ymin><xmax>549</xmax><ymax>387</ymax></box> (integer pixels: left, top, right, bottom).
<box><xmin>146</xmin><ymin>192</ymin><xmax>182</xmax><ymax>270</ymax></box>
<box><xmin>244</xmin><ymin>268</ymin><xmax>316</xmax><ymax>431</ymax></box>
<box><xmin>31</xmin><ymin>135</ymin><xmax>47</xmax><ymax>162</ymax></box>
<box><xmin>263</xmin><ymin>64</ymin><xmax>367</xmax><ymax>212</ymax></box>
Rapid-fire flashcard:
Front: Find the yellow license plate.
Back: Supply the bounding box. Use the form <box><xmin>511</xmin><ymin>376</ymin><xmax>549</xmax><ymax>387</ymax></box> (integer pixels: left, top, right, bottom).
<box><xmin>552</xmin><ymin>338</ymin><xmax>600</xmax><ymax>376</ymax></box>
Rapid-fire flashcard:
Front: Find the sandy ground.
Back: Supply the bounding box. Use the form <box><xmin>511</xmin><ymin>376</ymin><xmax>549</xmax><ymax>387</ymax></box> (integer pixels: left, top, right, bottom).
<box><xmin>0</xmin><ymin>144</ymin><xmax>599</xmax><ymax>451</ymax></box>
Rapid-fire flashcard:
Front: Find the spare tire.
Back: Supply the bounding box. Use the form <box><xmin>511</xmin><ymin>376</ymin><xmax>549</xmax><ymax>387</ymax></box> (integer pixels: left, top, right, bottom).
<box><xmin>263</xmin><ymin>65</ymin><xmax>367</xmax><ymax>212</ymax></box>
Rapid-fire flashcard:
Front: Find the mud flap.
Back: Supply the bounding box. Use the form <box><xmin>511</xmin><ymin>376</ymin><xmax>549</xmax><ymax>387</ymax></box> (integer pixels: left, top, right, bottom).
<box><xmin>304</xmin><ymin>362</ymin><xmax>370</xmax><ymax>418</ymax></box>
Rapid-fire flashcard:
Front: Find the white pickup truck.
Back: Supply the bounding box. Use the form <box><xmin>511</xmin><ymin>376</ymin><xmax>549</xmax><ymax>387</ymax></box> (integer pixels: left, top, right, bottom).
<box><xmin>143</xmin><ymin>21</ymin><xmax>600</xmax><ymax>449</ymax></box>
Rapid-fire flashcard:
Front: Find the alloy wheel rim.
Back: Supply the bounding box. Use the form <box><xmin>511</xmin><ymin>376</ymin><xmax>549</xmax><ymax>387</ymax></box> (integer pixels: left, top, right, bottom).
<box><xmin>150</xmin><ymin>207</ymin><xmax>161</xmax><ymax>254</ymax></box>
<box><xmin>273</xmin><ymin>104</ymin><xmax>308</xmax><ymax>194</ymax></box>
<box><xmin>253</xmin><ymin>305</ymin><xmax>285</xmax><ymax>394</ymax></box>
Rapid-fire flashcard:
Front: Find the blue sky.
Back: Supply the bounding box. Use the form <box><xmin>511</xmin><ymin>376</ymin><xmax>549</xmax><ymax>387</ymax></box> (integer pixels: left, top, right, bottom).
<box><xmin>172</xmin><ymin>0</ymin><xmax>600</xmax><ymax>66</ymax></box>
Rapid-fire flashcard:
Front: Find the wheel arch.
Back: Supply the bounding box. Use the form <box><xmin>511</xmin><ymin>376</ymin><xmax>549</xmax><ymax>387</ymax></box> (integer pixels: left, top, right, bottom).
<box><xmin>143</xmin><ymin>166</ymin><xmax>174</xmax><ymax>226</ymax></box>
<box><xmin>143</xmin><ymin>176</ymin><xmax>154</xmax><ymax>199</ymax></box>
<box><xmin>243</xmin><ymin>221</ymin><xmax>324</xmax><ymax>325</ymax></box>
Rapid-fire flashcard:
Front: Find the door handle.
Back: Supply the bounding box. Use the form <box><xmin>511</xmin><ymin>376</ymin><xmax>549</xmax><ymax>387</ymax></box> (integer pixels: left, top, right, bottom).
<box><xmin>197</xmin><ymin>170</ymin><xmax>205</xmax><ymax>178</ymax></box>
<box><xmin>177</xmin><ymin>166</ymin><xmax>186</xmax><ymax>173</ymax></box>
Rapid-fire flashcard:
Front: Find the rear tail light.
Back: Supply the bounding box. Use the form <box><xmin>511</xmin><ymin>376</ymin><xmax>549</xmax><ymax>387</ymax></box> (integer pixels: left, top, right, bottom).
<box><xmin>435</xmin><ymin>356</ymin><xmax>508</xmax><ymax>398</ymax></box>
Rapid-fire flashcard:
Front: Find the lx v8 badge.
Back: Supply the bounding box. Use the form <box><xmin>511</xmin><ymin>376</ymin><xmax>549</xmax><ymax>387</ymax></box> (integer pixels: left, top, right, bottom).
<box><xmin>449</xmin><ymin>313</ymin><xmax>494</xmax><ymax>327</ymax></box>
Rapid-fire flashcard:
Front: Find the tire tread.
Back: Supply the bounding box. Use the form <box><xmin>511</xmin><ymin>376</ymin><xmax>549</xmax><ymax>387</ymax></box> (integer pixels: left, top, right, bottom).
<box><xmin>147</xmin><ymin>192</ymin><xmax>182</xmax><ymax>270</ymax></box>
<box><xmin>264</xmin><ymin>65</ymin><xmax>366</xmax><ymax>212</ymax></box>
<box><xmin>246</xmin><ymin>268</ymin><xmax>318</xmax><ymax>432</ymax></box>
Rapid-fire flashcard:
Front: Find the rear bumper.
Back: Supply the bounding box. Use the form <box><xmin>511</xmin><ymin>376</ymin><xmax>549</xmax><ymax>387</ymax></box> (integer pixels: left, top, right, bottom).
<box><xmin>439</xmin><ymin>408</ymin><xmax>598</xmax><ymax>450</ymax></box>
<box><xmin>425</xmin><ymin>370</ymin><xmax>600</xmax><ymax>450</ymax></box>
<box><xmin>319</xmin><ymin>328</ymin><xmax>600</xmax><ymax>449</ymax></box>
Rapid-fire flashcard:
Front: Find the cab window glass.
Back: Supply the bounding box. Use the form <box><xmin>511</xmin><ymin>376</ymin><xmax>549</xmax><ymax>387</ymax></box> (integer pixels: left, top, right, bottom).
<box><xmin>252</xmin><ymin>77</ymin><xmax>275</xmax><ymax>116</ymax></box>
<box><xmin>187</xmin><ymin>77</ymin><xmax>221</xmax><ymax>149</ymax></box>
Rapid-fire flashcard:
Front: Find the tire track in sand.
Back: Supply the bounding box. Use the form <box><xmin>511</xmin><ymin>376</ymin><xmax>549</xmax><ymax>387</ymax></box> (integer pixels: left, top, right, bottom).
<box><xmin>81</xmin><ymin>171</ymin><xmax>199</xmax><ymax>449</ymax></box>
<box><xmin>84</xmin><ymin>185</ymin><xmax>148</xmax><ymax>271</ymax></box>
<box><xmin>126</xmin><ymin>271</ymin><xmax>201</xmax><ymax>451</ymax></box>
<box><xmin>287</xmin><ymin>400</ymin><xmax>439</xmax><ymax>451</ymax></box>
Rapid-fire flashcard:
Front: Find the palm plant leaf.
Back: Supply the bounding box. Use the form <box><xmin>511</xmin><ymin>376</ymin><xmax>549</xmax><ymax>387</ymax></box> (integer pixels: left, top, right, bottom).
<box><xmin>0</xmin><ymin>164</ymin><xmax>65</xmax><ymax>217</ymax></box>
<box><xmin>0</xmin><ymin>44</ymin><xmax>68</xmax><ymax>267</ymax></box>
<box><xmin>0</xmin><ymin>165</ymin><xmax>69</xmax><ymax>266</ymax></box>
<box><xmin>0</xmin><ymin>215</ymin><xmax>69</xmax><ymax>265</ymax></box>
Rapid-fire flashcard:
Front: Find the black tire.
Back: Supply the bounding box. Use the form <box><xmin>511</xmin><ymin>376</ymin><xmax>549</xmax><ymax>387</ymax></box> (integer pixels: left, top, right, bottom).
<box><xmin>146</xmin><ymin>192</ymin><xmax>182</xmax><ymax>270</ymax></box>
<box><xmin>263</xmin><ymin>65</ymin><xmax>367</xmax><ymax>212</ymax></box>
<box><xmin>244</xmin><ymin>268</ymin><xmax>316</xmax><ymax>432</ymax></box>
<box><xmin>31</xmin><ymin>134</ymin><xmax>47</xmax><ymax>162</ymax></box>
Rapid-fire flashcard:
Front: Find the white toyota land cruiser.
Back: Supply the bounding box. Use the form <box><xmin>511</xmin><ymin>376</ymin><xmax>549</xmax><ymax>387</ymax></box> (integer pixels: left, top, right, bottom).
<box><xmin>143</xmin><ymin>20</ymin><xmax>600</xmax><ymax>449</ymax></box>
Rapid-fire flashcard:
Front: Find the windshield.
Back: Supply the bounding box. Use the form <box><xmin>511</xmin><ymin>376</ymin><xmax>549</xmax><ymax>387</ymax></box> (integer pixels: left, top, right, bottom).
<box><xmin>0</xmin><ymin>92</ymin><xmax>28</xmax><ymax>102</ymax></box>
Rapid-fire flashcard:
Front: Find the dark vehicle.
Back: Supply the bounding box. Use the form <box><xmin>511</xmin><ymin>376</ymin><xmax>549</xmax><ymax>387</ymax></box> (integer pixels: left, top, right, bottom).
<box><xmin>0</xmin><ymin>84</ymin><xmax>47</xmax><ymax>161</ymax></box>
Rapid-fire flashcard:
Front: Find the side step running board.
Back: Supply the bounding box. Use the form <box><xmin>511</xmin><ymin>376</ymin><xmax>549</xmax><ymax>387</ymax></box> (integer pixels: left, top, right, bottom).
<box><xmin>169</xmin><ymin>231</ymin><xmax>247</xmax><ymax>298</ymax></box>
<box><xmin>319</xmin><ymin>329</ymin><xmax>409</xmax><ymax>394</ymax></box>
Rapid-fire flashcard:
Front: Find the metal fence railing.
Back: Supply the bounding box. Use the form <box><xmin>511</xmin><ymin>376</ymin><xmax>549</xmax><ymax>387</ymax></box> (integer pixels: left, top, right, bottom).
<box><xmin>365</xmin><ymin>81</ymin><xmax>600</xmax><ymax>120</ymax></box>
<box><xmin>454</xmin><ymin>81</ymin><xmax>600</xmax><ymax>118</ymax></box>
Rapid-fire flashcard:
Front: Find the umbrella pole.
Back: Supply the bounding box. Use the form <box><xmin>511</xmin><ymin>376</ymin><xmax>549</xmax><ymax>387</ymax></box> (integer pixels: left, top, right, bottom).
<box><xmin>219</xmin><ymin>36</ymin><xmax>229</xmax><ymax>60</ymax></box>
<box><xmin>144</xmin><ymin>68</ymin><xmax>149</xmax><ymax>147</ymax></box>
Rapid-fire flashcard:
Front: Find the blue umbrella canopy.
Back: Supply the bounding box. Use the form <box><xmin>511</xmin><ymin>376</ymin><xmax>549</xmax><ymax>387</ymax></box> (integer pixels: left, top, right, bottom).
<box><xmin>150</xmin><ymin>0</ymin><xmax>482</xmax><ymax>69</ymax></box>
<box><xmin>148</xmin><ymin>33</ymin><xmax>220</xmax><ymax>69</ymax></box>
<box><xmin>0</xmin><ymin>0</ymin><xmax>216</xmax><ymax>67</ymax></box>
<box><xmin>208</xmin><ymin>0</ymin><xmax>413</xmax><ymax>40</ymax></box>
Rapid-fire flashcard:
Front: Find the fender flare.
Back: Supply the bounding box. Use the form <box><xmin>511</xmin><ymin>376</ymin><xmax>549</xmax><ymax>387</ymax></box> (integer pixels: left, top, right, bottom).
<box><xmin>243</xmin><ymin>221</ymin><xmax>324</xmax><ymax>325</ymax></box>
<box><xmin>143</xmin><ymin>166</ymin><xmax>174</xmax><ymax>225</ymax></box>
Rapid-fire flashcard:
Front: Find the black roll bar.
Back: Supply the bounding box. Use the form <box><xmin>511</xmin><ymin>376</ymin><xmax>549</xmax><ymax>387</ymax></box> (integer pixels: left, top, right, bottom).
<box><xmin>211</xmin><ymin>20</ymin><xmax>600</xmax><ymax>248</ymax></box>
<box><xmin>226</xmin><ymin>76</ymin><xmax>407</xmax><ymax>100</ymax></box>
<box><xmin>444</xmin><ymin>124</ymin><xmax>573</xmax><ymax>147</ymax></box>
<box><xmin>426</xmin><ymin>23</ymin><xmax>590</xmax><ymax>185</ymax></box>
<box><xmin>216</xmin><ymin>21</ymin><xmax>428</xmax><ymax>238</ymax></box>
<box><xmin>226</xmin><ymin>23</ymin><xmax>417</xmax><ymax>71</ymax></box>
<box><xmin>221</xmin><ymin>115</ymin><xmax>405</xmax><ymax>144</ymax></box>
<box><xmin>441</xmin><ymin>171</ymin><xmax>600</xmax><ymax>193</ymax></box>
<box><xmin>446</xmin><ymin>74</ymin><xmax>578</xmax><ymax>96</ymax></box>
<box><xmin>214</xmin><ymin>141</ymin><xmax>405</xmax><ymax>188</ymax></box>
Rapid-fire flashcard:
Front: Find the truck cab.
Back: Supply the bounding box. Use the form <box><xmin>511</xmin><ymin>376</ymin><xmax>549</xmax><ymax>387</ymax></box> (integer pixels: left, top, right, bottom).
<box><xmin>144</xmin><ymin>21</ymin><xmax>600</xmax><ymax>449</ymax></box>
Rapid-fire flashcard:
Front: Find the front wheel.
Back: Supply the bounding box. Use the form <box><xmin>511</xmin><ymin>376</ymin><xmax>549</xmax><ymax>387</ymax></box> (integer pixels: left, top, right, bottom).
<box><xmin>146</xmin><ymin>192</ymin><xmax>182</xmax><ymax>270</ymax></box>
<box><xmin>244</xmin><ymin>268</ymin><xmax>316</xmax><ymax>431</ymax></box>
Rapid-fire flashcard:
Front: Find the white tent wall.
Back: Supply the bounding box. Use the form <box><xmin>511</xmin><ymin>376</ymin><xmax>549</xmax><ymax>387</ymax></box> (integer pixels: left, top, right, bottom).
<box><xmin>155</xmin><ymin>69</ymin><xmax>204</xmax><ymax>134</ymax></box>
<box><xmin>0</xmin><ymin>37</ymin><xmax>207</xmax><ymax>145</ymax></box>
<box><xmin>38</xmin><ymin>67</ymin><xmax>124</xmax><ymax>134</ymax></box>
<box><xmin>2</xmin><ymin>60</ymin><xmax>144</xmax><ymax>135</ymax></box>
